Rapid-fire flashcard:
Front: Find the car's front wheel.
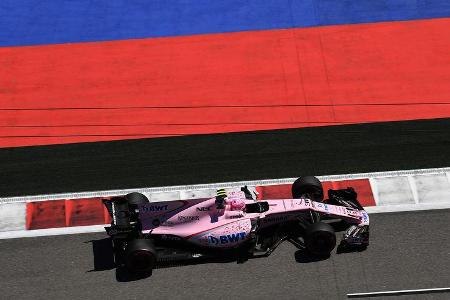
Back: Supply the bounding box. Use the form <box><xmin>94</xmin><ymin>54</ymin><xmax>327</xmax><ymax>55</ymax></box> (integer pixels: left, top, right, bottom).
<box><xmin>292</xmin><ymin>176</ymin><xmax>324</xmax><ymax>202</ymax></box>
<box><xmin>304</xmin><ymin>222</ymin><xmax>336</xmax><ymax>256</ymax></box>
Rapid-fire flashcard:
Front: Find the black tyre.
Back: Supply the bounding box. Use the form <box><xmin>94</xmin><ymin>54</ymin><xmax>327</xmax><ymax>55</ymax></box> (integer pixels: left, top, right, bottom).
<box><xmin>304</xmin><ymin>222</ymin><xmax>336</xmax><ymax>256</ymax></box>
<box><xmin>125</xmin><ymin>239</ymin><xmax>157</xmax><ymax>274</ymax></box>
<box><xmin>292</xmin><ymin>176</ymin><xmax>324</xmax><ymax>202</ymax></box>
<box><xmin>125</xmin><ymin>192</ymin><xmax>149</xmax><ymax>208</ymax></box>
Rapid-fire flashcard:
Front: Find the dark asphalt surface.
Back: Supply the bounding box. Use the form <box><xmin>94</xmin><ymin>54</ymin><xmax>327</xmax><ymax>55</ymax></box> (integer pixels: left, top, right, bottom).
<box><xmin>0</xmin><ymin>209</ymin><xmax>449</xmax><ymax>300</ymax></box>
<box><xmin>1</xmin><ymin>118</ymin><xmax>450</xmax><ymax>197</ymax></box>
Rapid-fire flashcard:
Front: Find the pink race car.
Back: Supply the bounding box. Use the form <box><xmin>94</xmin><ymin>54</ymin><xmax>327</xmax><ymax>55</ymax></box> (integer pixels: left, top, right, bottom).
<box><xmin>103</xmin><ymin>176</ymin><xmax>369</xmax><ymax>275</ymax></box>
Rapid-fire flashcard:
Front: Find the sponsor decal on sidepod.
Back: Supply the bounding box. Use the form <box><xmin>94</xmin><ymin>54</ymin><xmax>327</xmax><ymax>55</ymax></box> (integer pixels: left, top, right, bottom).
<box><xmin>142</xmin><ymin>204</ymin><xmax>169</xmax><ymax>212</ymax></box>
<box><xmin>208</xmin><ymin>232</ymin><xmax>247</xmax><ymax>245</ymax></box>
<box><xmin>178</xmin><ymin>216</ymin><xmax>200</xmax><ymax>222</ymax></box>
<box><xmin>196</xmin><ymin>207</ymin><xmax>211</xmax><ymax>212</ymax></box>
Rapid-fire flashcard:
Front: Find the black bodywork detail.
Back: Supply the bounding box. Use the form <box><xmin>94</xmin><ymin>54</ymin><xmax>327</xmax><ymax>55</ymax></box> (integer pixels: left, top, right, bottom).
<box><xmin>327</xmin><ymin>188</ymin><xmax>364</xmax><ymax>210</ymax></box>
<box><xmin>241</xmin><ymin>185</ymin><xmax>255</xmax><ymax>200</ymax></box>
<box><xmin>338</xmin><ymin>225</ymin><xmax>370</xmax><ymax>252</ymax></box>
<box><xmin>215</xmin><ymin>195</ymin><xmax>226</xmax><ymax>209</ymax></box>
<box><xmin>245</xmin><ymin>201</ymin><xmax>269</xmax><ymax>213</ymax></box>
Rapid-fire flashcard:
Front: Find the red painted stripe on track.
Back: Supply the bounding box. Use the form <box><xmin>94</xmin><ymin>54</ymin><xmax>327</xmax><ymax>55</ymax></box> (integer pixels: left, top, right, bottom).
<box><xmin>1</xmin><ymin>18</ymin><xmax>450</xmax><ymax>147</ymax></box>
<box><xmin>65</xmin><ymin>198</ymin><xmax>106</xmax><ymax>227</ymax></box>
<box><xmin>26</xmin><ymin>200</ymin><xmax>66</xmax><ymax>230</ymax></box>
<box><xmin>26</xmin><ymin>198</ymin><xmax>109</xmax><ymax>230</ymax></box>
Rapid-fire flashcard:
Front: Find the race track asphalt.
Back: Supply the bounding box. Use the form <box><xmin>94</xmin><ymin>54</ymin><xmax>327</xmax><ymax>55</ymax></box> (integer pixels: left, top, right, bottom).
<box><xmin>1</xmin><ymin>209</ymin><xmax>449</xmax><ymax>300</ymax></box>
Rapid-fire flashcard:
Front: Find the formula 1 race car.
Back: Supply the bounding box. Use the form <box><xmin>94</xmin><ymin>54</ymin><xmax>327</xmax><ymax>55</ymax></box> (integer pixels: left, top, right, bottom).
<box><xmin>103</xmin><ymin>176</ymin><xmax>369</xmax><ymax>275</ymax></box>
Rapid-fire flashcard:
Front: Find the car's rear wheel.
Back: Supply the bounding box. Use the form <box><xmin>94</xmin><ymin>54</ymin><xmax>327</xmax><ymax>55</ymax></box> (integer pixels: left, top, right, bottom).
<box><xmin>125</xmin><ymin>239</ymin><xmax>157</xmax><ymax>274</ymax></box>
<box><xmin>292</xmin><ymin>176</ymin><xmax>324</xmax><ymax>202</ymax></box>
<box><xmin>304</xmin><ymin>222</ymin><xmax>336</xmax><ymax>256</ymax></box>
<box><xmin>125</xmin><ymin>192</ymin><xmax>149</xmax><ymax>208</ymax></box>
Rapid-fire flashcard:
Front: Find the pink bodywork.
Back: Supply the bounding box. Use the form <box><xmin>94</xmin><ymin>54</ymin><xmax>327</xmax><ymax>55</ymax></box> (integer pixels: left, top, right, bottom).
<box><xmin>139</xmin><ymin>191</ymin><xmax>369</xmax><ymax>248</ymax></box>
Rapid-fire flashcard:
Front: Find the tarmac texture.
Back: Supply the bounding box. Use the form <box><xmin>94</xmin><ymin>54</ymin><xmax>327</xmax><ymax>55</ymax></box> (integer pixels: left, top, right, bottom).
<box><xmin>0</xmin><ymin>210</ymin><xmax>449</xmax><ymax>300</ymax></box>
<box><xmin>1</xmin><ymin>118</ymin><xmax>450</xmax><ymax>197</ymax></box>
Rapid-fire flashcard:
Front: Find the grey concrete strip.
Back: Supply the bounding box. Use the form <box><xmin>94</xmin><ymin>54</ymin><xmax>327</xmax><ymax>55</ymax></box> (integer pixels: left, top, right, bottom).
<box><xmin>0</xmin><ymin>202</ymin><xmax>25</xmax><ymax>231</ymax></box>
<box><xmin>0</xmin><ymin>209</ymin><xmax>449</xmax><ymax>300</ymax></box>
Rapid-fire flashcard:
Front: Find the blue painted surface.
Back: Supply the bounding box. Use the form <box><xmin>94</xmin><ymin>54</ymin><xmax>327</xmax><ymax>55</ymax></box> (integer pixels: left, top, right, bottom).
<box><xmin>1</xmin><ymin>0</ymin><xmax>450</xmax><ymax>46</ymax></box>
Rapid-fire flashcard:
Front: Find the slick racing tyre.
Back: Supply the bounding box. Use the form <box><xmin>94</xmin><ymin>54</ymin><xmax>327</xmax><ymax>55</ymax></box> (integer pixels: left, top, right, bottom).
<box><xmin>125</xmin><ymin>192</ymin><xmax>149</xmax><ymax>208</ymax></box>
<box><xmin>304</xmin><ymin>222</ymin><xmax>336</xmax><ymax>256</ymax></box>
<box><xmin>125</xmin><ymin>239</ymin><xmax>157</xmax><ymax>274</ymax></box>
<box><xmin>292</xmin><ymin>176</ymin><xmax>324</xmax><ymax>202</ymax></box>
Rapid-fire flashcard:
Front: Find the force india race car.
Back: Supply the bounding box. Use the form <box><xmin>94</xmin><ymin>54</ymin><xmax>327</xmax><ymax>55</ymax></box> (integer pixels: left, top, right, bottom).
<box><xmin>103</xmin><ymin>176</ymin><xmax>369</xmax><ymax>275</ymax></box>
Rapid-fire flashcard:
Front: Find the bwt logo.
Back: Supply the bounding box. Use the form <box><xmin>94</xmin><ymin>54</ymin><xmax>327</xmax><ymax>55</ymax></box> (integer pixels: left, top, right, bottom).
<box><xmin>362</xmin><ymin>212</ymin><xmax>369</xmax><ymax>223</ymax></box>
<box><xmin>142</xmin><ymin>205</ymin><xmax>169</xmax><ymax>212</ymax></box>
<box><xmin>316</xmin><ymin>203</ymin><xmax>329</xmax><ymax>211</ymax></box>
<box><xmin>208</xmin><ymin>232</ymin><xmax>246</xmax><ymax>245</ymax></box>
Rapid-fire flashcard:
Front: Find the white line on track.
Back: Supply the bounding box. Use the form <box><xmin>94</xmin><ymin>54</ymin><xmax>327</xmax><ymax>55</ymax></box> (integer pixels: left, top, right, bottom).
<box><xmin>347</xmin><ymin>287</ymin><xmax>450</xmax><ymax>298</ymax></box>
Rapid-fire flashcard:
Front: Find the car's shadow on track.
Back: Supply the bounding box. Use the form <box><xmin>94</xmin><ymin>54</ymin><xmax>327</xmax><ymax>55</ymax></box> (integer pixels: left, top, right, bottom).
<box><xmin>87</xmin><ymin>232</ymin><xmax>365</xmax><ymax>281</ymax></box>
<box><xmin>85</xmin><ymin>238</ymin><xmax>149</xmax><ymax>282</ymax></box>
<box><xmin>294</xmin><ymin>250</ymin><xmax>330</xmax><ymax>263</ymax></box>
<box><xmin>86</xmin><ymin>238</ymin><xmax>115</xmax><ymax>272</ymax></box>
<box><xmin>87</xmin><ymin>238</ymin><xmax>248</xmax><ymax>282</ymax></box>
<box><xmin>84</xmin><ymin>238</ymin><xmax>145</xmax><ymax>281</ymax></box>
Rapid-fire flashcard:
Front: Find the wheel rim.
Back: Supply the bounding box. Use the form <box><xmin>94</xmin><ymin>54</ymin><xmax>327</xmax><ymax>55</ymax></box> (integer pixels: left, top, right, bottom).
<box><xmin>294</xmin><ymin>186</ymin><xmax>324</xmax><ymax>202</ymax></box>
<box><xmin>304</xmin><ymin>187</ymin><xmax>323</xmax><ymax>202</ymax></box>
<box><xmin>127</xmin><ymin>250</ymin><xmax>154</xmax><ymax>272</ymax></box>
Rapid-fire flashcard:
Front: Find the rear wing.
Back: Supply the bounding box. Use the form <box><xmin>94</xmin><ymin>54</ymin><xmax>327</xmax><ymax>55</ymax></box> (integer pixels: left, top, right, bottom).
<box><xmin>102</xmin><ymin>197</ymin><xmax>136</xmax><ymax>238</ymax></box>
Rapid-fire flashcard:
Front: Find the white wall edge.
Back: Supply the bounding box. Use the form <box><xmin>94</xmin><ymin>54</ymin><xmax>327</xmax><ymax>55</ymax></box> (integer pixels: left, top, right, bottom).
<box><xmin>446</xmin><ymin>172</ymin><xmax>450</xmax><ymax>185</ymax></box>
<box><xmin>407</xmin><ymin>175</ymin><xmax>420</xmax><ymax>205</ymax></box>
<box><xmin>368</xmin><ymin>177</ymin><xmax>380</xmax><ymax>206</ymax></box>
<box><xmin>0</xmin><ymin>225</ymin><xmax>106</xmax><ymax>239</ymax></box>
<box><xmin>364</xmin><ymin>203</ymin><xmax>450</xmax><ymax>213</ymax></box>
